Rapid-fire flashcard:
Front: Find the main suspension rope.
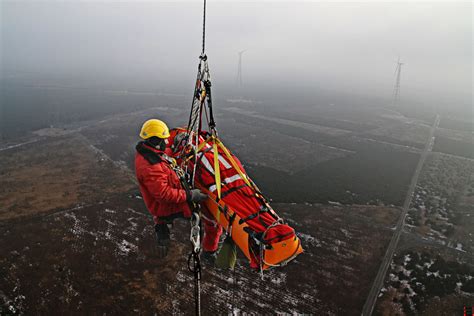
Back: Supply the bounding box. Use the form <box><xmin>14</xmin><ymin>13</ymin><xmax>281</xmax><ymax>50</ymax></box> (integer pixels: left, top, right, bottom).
<box><xmin>202</xmin><ymin>0</ymin><xmax>206</xmax><ymax>55</ymax></box>
<box><xmin>187</xmin><ymin>2</ymin><xmax>207</xmax><ymax>316</ymax></box>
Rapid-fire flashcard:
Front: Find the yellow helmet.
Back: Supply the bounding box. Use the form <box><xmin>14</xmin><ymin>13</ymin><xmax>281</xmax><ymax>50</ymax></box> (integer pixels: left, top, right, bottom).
<box><xmin>139</xmin><ymin>119</ymin><xmax>170</xmax><ymax>139</ymax></box>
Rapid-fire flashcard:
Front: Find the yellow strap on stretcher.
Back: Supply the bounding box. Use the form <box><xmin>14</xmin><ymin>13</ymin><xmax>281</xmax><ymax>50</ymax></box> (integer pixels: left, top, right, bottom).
<box><xmin>212</xmin><ymin>140</ymin><xmax>222</xmax><ymax>220</ymax></box>
<box><xmin>194</xmin><ymin>135</ymin><xmax>253</xmax><ymax>189</ymax></box>
<box><xmin>196</xmin><ymin>136</ymin><xmax>212</xmax><ymax>153</ymax></box>
<box><xmin>215</xmin><ymin>138</ymin><xmax>252</xmax><ymax>188</ymax></box>
<box><xmin>212</xmin><ymin>140</ymin><xmax>222</xmax><ymax>199</ymax></box>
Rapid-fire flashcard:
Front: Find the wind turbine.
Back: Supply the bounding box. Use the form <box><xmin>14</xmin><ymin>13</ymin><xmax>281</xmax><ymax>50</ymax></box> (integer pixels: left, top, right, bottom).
<box><xmin>392</xmin><ymin>56</ymin><xmax>404</xmax><ymax>106</ymax></box>
<box><xmin>237</xmin><ymin>50</ymin><xmax>247</xmax><ymax>86</ymax></box>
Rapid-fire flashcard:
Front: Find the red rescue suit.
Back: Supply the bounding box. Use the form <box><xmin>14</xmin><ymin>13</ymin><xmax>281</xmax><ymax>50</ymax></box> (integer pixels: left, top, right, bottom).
<box><xmin>135</xmin><ymin>142</ymin><xmax>191</xmax><ymax>221</ymax></box>
<box><xmin>135</xmin><ymin>141</ymin><xmax>221</xmax><ymax>252</ymax></box>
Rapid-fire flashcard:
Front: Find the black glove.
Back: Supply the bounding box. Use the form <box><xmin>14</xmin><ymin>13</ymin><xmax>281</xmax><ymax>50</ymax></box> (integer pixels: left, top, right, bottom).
<box><xmin>188</xmin><ymin>189</ymin><xmax>208</xmax><ymax>203</ymax></box>
<box><xmin>155</xmin><ymin>223</ymin><xmax>170</xmax><ymax>258</ymax></box>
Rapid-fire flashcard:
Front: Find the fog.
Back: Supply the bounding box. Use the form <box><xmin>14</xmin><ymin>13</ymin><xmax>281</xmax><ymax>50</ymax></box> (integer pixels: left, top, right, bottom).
<box><xmin>1</xmin><ymin>1</ymin><xmax>472</xmax><ymax>109</ymax></box>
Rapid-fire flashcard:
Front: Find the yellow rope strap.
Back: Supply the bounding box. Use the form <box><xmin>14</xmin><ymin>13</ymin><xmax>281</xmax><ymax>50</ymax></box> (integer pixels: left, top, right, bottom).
<box><xmin>212</xmin><ymin>139</ymin><xmax>222</xmax><ymax>221</ymax></box>
<box><xmin>212</xmin><ymin>140</ymin><xmax>222</xmax><ymax>199</ymax></box>
<box><xmin>196</xmin><ymin>136</ymin><xmax>212</xmax><ymax>153</ymax></box>
<box><xmin>215</xmin><ymin>138</ymin><xmax>252</xmax><ymax>188</ymax></box>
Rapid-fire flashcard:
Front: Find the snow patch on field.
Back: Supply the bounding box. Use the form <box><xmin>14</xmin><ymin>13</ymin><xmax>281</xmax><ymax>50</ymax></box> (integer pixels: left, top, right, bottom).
<box><xmin>176</xmin><ymin>271</ymin><xmax>188</xmax><ymax>283</ymax></box>
<box><xmin>455</xmin><ymin>243</ymin><xmax>466</xmax><ymax>252</ymax></box>
<box><xmin>64</xmin><ymin>212</ymin><xmax>87</xmax><ymax>237</ymax></box>
<box><xmin>340</xmin><ymin>228</ymin><xmax>352</xmax><ymax>238</ymax></box>
<box><xmin>297</xmin><ymin>232</ymin><xmax>322</xmax><ymax>248</ymax></box>
<box><xmin>105</xmin><ymin>219</ymin><xmax>116</xmax><ymax>226</ymax></box>
<box><xmin>127</xmin><ymin>218</ymin><xmax>138</xmax><ymax>228</ymax></box>
<box><xmin>116</xmin><ymin>239</ymin><xmax>137</xmax><ymax>256</ymax></box>
<box><xmin>269</xmin><ymin>272</ymin><xmax>287</xmax><ymax>285</ymax></box>
<box><xmin>404</xmin><ymin>254</ymin><xmax>411</xmax><ymax>264</ymax></box>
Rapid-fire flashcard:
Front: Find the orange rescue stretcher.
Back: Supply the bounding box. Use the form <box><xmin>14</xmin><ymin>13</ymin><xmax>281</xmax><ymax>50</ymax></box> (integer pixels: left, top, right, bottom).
<box><xmin>169</xmin><ymin>128</ymin><xmax>303</xmax><ymax>271</ymax></box>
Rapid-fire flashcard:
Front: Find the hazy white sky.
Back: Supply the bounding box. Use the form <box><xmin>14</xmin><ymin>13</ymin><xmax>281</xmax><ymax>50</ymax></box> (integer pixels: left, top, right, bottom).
<box><xmin>1</xmin><ymin>1</ymin><xmax>472</xmax><ymax>106</ymax></box>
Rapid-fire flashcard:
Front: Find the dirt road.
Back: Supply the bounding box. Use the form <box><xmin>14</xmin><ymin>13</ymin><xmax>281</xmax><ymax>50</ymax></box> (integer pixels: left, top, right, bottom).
<box><xmin>361</xmin><ymin>114</ymin><xmax>440</xmax><ymax>316</ymax></box>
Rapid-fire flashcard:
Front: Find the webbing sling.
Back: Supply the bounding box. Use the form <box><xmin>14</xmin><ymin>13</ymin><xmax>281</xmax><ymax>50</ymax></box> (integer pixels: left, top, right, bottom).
<box><xmin>212</xmin><ymin>140</ymin><xmax>221</xmax><ymax>199</ymax></box>
<box><xmin>239</xmin><ymin>206</ymin><xmax>269</xmax><ymax>225</ymax></box>
<box><xmin>212</xmin><ymin>140</ymin><xmax>222</xmax><ymax>220</ymax></box>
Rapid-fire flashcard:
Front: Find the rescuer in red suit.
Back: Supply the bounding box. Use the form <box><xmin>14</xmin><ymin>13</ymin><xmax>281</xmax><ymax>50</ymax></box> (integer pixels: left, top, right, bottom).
<box><xmin>135</xmin><ymin>119</ymin><xmax>221</xmax><ymax>259</ymax></box>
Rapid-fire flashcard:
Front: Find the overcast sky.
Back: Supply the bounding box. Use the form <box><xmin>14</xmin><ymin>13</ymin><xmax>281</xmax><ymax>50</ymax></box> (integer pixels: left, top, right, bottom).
<box><xmin>1</xmin><ymin>1</ymin><xmax>472</xmax><ymax>107</ymax></box>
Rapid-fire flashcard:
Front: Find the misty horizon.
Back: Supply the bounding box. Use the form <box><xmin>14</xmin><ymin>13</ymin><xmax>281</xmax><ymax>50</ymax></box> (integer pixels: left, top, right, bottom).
<box><xmin>1</xmin><ymin>1</ymin><xmax>472</xmax><ymax>113</ymax></box>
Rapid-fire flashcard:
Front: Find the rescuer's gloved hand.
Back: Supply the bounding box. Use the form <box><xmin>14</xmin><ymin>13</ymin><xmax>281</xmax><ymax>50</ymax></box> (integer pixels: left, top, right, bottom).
<box><xmin>189</xmin><ymin>189</ymin><xmax>208</xmax><ymax>203</ymax></box>
<box><xmin>155</xmin><ymin>223</ymin><xmax>170</xmax><ymax>258</ymax></box>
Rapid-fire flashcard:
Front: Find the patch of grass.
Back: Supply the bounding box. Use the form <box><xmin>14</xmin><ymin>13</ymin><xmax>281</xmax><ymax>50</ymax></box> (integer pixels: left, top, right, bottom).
<box><xmin>247</xmin><ymin>147</ymin><xmax>419</xmax><ymax>206</ymax></box>
<box><xmin>433</xmin><ymin>136</ymin><xmax>474</xmax><ymax>159</ymax></box>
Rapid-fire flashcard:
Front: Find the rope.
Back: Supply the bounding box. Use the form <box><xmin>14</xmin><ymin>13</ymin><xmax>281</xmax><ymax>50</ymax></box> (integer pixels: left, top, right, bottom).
<box><xmin>202</xmin><ymin>0</ymin><xmax>206</xmax><ymax>55</ymax></box>
<box><xmin>187</xmin><ymin>251</ymin><xmax>202</xmax><ymax>316</ymax></box>
<box><xmin>232</xmin><ymin>260</ymin><xmax>238</xmax><ymax>314</ymax></box>
<box><xmin>183</xmin><ymin>2</ymin><xmax>208</xmax><ymax>315</ymax></box>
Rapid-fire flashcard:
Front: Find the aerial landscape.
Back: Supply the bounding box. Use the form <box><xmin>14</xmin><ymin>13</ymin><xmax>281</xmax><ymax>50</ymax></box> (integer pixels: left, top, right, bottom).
<box><xmin>1</xmin><ymin>1</ymin><xmax>472</xmax><ymax>315</ymax></box>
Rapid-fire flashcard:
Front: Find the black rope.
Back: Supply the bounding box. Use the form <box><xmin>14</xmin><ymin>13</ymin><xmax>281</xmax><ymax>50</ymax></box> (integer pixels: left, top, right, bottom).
<box><xmin>203</xmin><ymin>95</ymin><xmax>210</xmax><ymax>129</ymax></box>
<box><xmin>188</xmin><ymin>250</ymin><xmax>202</xmax><ymax>316</ymax></box>
<box><xmin>202</xmin><ymin>0</ymin><xmax>206</xmax><ymax>55</ymax></box>
<box><xmin>233</xmin><ymin>262</ymin><xmax>237</xmax><ymax>313</ymax></box>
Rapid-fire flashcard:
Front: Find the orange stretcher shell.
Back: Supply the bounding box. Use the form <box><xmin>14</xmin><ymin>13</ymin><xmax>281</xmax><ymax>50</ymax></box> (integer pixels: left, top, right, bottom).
<box><xmin>197</xmin><ymin>185</ymin><xmax>304</xmax><ymax>270</ymax></box>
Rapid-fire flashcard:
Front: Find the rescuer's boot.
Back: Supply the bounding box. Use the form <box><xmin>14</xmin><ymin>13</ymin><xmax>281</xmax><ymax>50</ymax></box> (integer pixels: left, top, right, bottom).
<box><xmin>155</xmin><ymin>223</ymin><xmax>170</xmax><ymax>258</ymax></box>
<box><xmin>201</xmin><ymin>250</ymin><xmax>217</xmax><ymax>265</ymax></box>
